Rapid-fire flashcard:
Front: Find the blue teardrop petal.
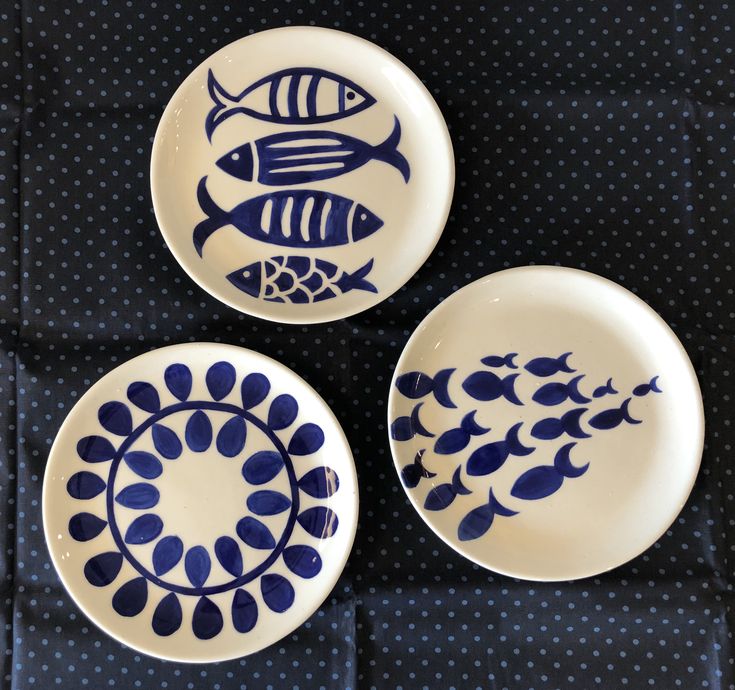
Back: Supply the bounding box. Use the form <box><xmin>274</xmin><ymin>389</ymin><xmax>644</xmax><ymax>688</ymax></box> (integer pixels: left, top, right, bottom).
<box><xmin>241</xmin><ymin>373</ymin><xmax>270</xmax><ymax>409</ymax></box>
<box><xmin>214</xmin><ymin>536</ymin><xmax>243</xmax><ymax>577</ymax></box>
<box><xmin>267</xmin><ymin>394</ymin><xmax>298</xmax><ymax>430</ymax></box>
<box><xmin>216</xmin><ymin>416</ymin><xmax>247</xmax><ymax>458</ymax></box>
<box><xmin>66</xmin><ymin>471</ymin><xmax>106</xmax><ymax>500</ymax></box>
<box><xmin>126</xmin><ymin>381</ymin><xmax>161</xmax><ymax>412</ymax></box>
<box><xmin>164</xmin><ymin>363</ymin><xmax>192</xmax><ymax>401</ymax></box>
<box><xmin>76</xmin><ymin>435</ymin><xmax>116</xmax><ymax>463</ymax></box>
<box><xmin>123</xmin><ymin>451</ymin><xmax>163</xmax><ymax>479</ymax></box>
<box><xmin>152</xmin><ymin>535</ymin><xmax>184</xmax><ymax>576</ymax></box>
<box><xmin>124</xmin><ymin>513</ymin><xmax>164</xmax><ymax>545</ymax></box>
<box><xmin>283</xmin><ymin>544</ymin><xmax>322</xmax><ymax>579</ymax></box>
<box><xmin>83</xmin><ymin>552</ymin><xmax>123</xmax><ymax>587</ymax></box>
<box><xmin>231</xmin><ymin>589</ymin><xmax>258</xmax><ymax>633</ymax></box>
<box><xmin>297</xmin><ymin>467</ymin><xmax>340</xmax><ymax>498</ymax></box>
<box><xmin>206</xmin><ymin>361</ymin><xmax>236</xmax><ymax>401</ymax></box>
<box><xmin>236</xmin><ymin>516</ymin><xmax>276</xmax><ymax>549</ymax></box>
<box><xmin>247</xmin><ymin>490</ymin><xmax>292</xmax><ymax>516</ymax></box>
<box><xmin>112</xmin><ymin>577</ymin><xmax>148</xmax><ymax>617</ymax></box>
<box><xmin>115</xmin><ymin>483</ymin><xmax>160</xmax><ymax>510</ymax></box>
<box><xmin>151</xmin><ymin>424</ymin><xmax>182</xmax><ymax>460</ymax></box>
<box><xmin>185</xmin><ymin>410</ymin><xmax>212</xmax><ymax>452</ymax></box>
<box><xmin>261</xmin><ymin>574</ymin><xmax>295</xmax><ymax>613</ymax></box>
<box><xmin>98</xmin><ymin>401</ymin><xmax>133</xmax><ymax>436</ymax></box>
<box><xmin>152</xmin><ymin>592</ymin><xmax>182</xmax><ymax>637</ymax></box>
<box><xmin>242</xmin><ymin>451</ymin><xmax>284</xmax><ymax>485</ymax></box>
<box><xmin>287</xmin><ymin>423</ymin><xmax>325</xmax><ymax>456</ymax></box>
<box><xmin>185</xmin><ymin>546</ymin><xmax>211</xmax><ymax>588</ymax></box>
<box><xmin>297</xmin><ymin>507</ymin><xmax>339</xmax><ymax>539</ymax></box>
<box><xmin>192</xmin><ymin>596</ymin><xmax>223</xmax><ymax>640</ymax></box>
<box><xmin>68</xmin><ymin>512</ymin><xmax>107</xmax><ymax>541</ymax></box>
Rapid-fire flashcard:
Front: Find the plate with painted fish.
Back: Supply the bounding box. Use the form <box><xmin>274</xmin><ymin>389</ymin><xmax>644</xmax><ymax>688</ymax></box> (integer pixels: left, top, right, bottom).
<box><xmin>387</xmin><ymin>266</ymin><xmax>704</xmax><ymax>581</ymax></box>
<box><xmin>151</xmin><ymin>26</ymin><xmax>454</xmax><ymax>323</ymax></box>
<box><xmin>43</xmin><ymin>343</ymin><xmax>358</xmax><ymax>661</ymax></box>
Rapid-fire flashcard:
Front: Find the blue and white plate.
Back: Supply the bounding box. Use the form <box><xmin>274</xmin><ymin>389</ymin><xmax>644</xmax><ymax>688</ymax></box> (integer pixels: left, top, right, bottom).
<box><xmin>151</xmin><ymin>27</ymin><xmax>454</xmax><ymax>323</ymax></box>
<box><xmin>388</xmin><ymin>266</ymin><xmax>704</xmax><ymax>581</ymax></box>
<box><xmin>43</xmin><ymin>344</ymin><xmax>357</xmax><ymax>661</ymax></box>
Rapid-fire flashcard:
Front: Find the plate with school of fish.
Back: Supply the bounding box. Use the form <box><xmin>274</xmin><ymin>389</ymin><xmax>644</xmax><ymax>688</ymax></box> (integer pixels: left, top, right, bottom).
<box><xmin>151</xmin><ymin>26</ymin><xmax>454</xmax><ymax>323</ymax></box>
<box><xmin>388</xmin><ymin>266</ymin><xmax>704</xmax><ymax>582</ymax></box>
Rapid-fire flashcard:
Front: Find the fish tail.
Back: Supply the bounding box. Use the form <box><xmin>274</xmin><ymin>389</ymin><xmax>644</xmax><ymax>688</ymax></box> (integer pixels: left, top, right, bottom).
<box><xmin>431</xmin><ymin>368</ymin><xmax>456</xmax><ymax>408</ymax></box>
<box><xmin>335</xmin><ymin>259</ymin><xmax>378</xmax><ymax>294</ymax></box>
<box><xmin>193</xmin><ymin>176</ymin><xmax>230</xmax><ymax>256</ymax></box>
<box><xmin>606</xmin><ymin>378</ymin><xmax>617</xmax><ymax>394</ymax></box>
<box><xmin>501</xmin><ymin>373</ymin><xmax>523</xmax><ymax>406</ymax></box>
<box><xmin>451</xmin><ymin>466</ymin><xmax>471</xmax><ymax>496</ymax></box>
<box><xmin>505</xmin><ymin>353</ymin><xmax>518</xmax><ymax>369</ymax></box>
<box><xmin>559</xmin><ymin>352</ymin><xmax>575</xmax><ymax>373</ymax></box>
<box><xmin>568</xmin><ymin>374</ymin><xmax>591</xmax><ymax>404</ymax></box>
<box><xmin>415</xmin><ymin>450</ymin><xmax>436</xmax><ymax>479</ymax></box>
<box><xmin>562</xmin><ymin>408</ymin><xmax>591</xmax><ymax>439</ymax></box>
<box><xmin>373</xmin><ymin>116</ymin><xmax>411</xmax><ymax>182</ymax></box>
<box><xmin>410</xmin><ymin>402</ymin><xmax>435</xmax><ymax>438</ymax></box>
<box><xmin>205</xmin><ymin>70</ymin><xmax>239</xmax><ymax>141</ymax></box>
<box><xmin>649</xmin><ymin>376</ymin><xmax>662</xmax><ymax>393</ymax></box>
<box><xmin>621</xmin><ymin>398</ymin><xmax>642</xmax><ymax>425</ymax></box>
<box><xmin>505</xmin><ymin>422</ymin><xmax>535</xmax><ymax>457</ymax></box>
<box><xmin>488</xmin><ymin>488</ymin><xmax>518</xmax><ymax>518</ymax></box>
<box><xmin>460</xmin><ymin>410</ymin><xmax>490</xmax><ymax>436</ymax></box>
<box><xmin>553</xmin><ymin>442</ymin><xmax>589</xmax><ymax>478</ymax></box>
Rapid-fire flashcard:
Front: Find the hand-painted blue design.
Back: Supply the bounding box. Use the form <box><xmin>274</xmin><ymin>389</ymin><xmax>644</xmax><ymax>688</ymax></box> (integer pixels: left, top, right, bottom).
<box><xmin>98</xmin><ymin>401</ymin><xmax>133</xmax><ymax>436</ymax></box>
<box><xmin>242</xmin><ymin>450</ymin><xmax>285</xmax><ymax>485</ymax></box>
<box><xmin>588</xmin><ymin>398</ymin><xmax>641</xmax><ymax>430</ymax></box>
<box><xmin>531</xmin><ymin>408</ymin><xmax>590</xmax><ymax>441</ymax></box>
<box><xmin>394</xmin><ymin>368</ymin><xmax>456</xmax><ymax>409</ymax></box>
<box><xmin>185</xmin><ymin>546</ymin><xmax>212</xmax><ymax>588</ymax></box>
<box><xmin>390</xmin><ymin>402</ymin><xmax>435</xmax><ymax>442</ymax></box>
<box><xmin>283</xmin><ymin>544</ymin><xmax>323</xmax><ymax>579</ymax></box>
<box><xmin>127</xmin><ymin>381</ymin><xmax>161</xmax><ymax>413</ymax></box>
<box><xmin>193</xmin><ymin>179</ymin><xmax>383</xmax><ymax>257</ymax></box>
<box><xmin>481</xmin><ymin>353</ymin><xmax>518</xmax><ymax>369</ymax></box>
<box><xmin>247</xmin><ymin>490</ymin><xmax>292</xmax><ymax>516</ymax></box>
<box><xmin>77</xmin><ymin>435</ymin><xmax>116</xmax><ymax>463</ymax></box>
<box><xmin>124</xmin><ymin>513</ymin><xmax>164</xmax><ymax>545</ymax></box>
<box><xmin>123</xmin><ymin>451</ymin><xmax>163</xmax><ymax>479</ymax></box>
<box><xmin>400</xmin><ymin>449</ymin><xmax>436</xmax><ymax>489</ymax></box>
<box><xmin>215</xmin><ymin>116</ymin><xmax>410</xmax><ymax>185</ymax></box>
<box><xmin>633</xmin><ymin>376</ymin><xmax>662</xmax><ymax>397</ymax></box>
<box><xmin>297</xmin><ymin>506</ymin><xmax>339</xmax><ymax>539</ymax></box>
<box><xmin>466</xmin><ymin>422</ymin><xmax>536</xmax><ymax>476</ymax></box>
<box><xmin>214</xmin><ymin>536</ymin><xmax>243</xmax><ymax>577</ymax></box>
<box><xmin>69</xmin><ymin>512</ymin><xmax>107</xmax><ymax>541</ymax></box>
<box><xmin>462</xmin><ymin>371</ymin><xmax>522</xmax><ymax>405</ymax></box>
<box><xmin>66</xmin><ymin>471</ymin><xmax>106</xmax><ymax>500</ymax></box>
<box><xmin>185</xmin><ymin>410</ymin><xmax>213</xmax><ymax>452</ymax></box>
<box><xmin>236</xmin><ymin>516</ymin><xmax>276</xmax><ymax>550</ymax></box>
<box><xmin>84</xmin><ymin>552</ymin><xmax>123</xmax><ymax>587</ymax></box>
<box><xmin>152</xmin><ymin>592</ymin><xmax>182</xmax><ymax>637</ymax></box>
<box><xmin>267</xmin><ymin>394</ymin><xmax>299</xmax><ymax>429</ymax></box>
<box><xmin>216</xmin><ymin>416</ymin><xmax>247</xmax><ymax>457</ymax></box>
<box><xmin>532</xmin><ymin>374</ymin><xmax>591</xmax><ymax>406</ymax></box>
<box><xmin>192</xmin><ymin>596</ymin><xmax>223</xmax><ymax>640</ymax></box>
<box><xmin>152</xmin><ymin>536</ymin><xmax>184</xmax><ymax>576</ymax></box>
<box><xmin>115</xmin><ymin>483</ymin><xmax>160</xmax><ymax>510</ymax></box>
<box><xmin>261</xmin><ymin>573</ymin><xmax>295</xmax><ymax>613</ymax></box>
<box><xmin>524</xmin><ymin>352</ymin><xmax>575</xmax><ymax>377</ymax></box>
<box><xmin>112</xmin><ymin>577</ymin><xmax>148</xmax><ymax>617</ymax></box>
<box><xmin>205</xmin><ymin>67</ymin><xmax>376</xmax><ymax>139</ymax></box>
<box><xmin>510</xmin><ymin>442</ymin><xmax>590</xmax><ymax>501</ymax></box>
<box><xmin>164</xmin><ymin>363</ymin><xmax>192</xmax><ymax>402</ymax></box>
<box><xmin>458</xmin><ymin>489</ymin><xmax>518</xmax><ymax>542</ymax></box>
<box><xmin>423</xmin><ymin>466</ymin><xmax>471</xmax><ymax>511</ymax></box>
<box><xmin>241</xmin><ymin>373</ymin><xmax>270</xmax><ymax>409</ymax></box>
<box><xmin>231</xmin><ymin>589</ymin><xmax>258</xmax><ymax>633</ymax></box>
<box><xmin>297</xmin><ymin>467</ymin><xmax>339</xmax><ymax>498</ymax></box>
<box><xmin>288</xmin><ymin>423</ymin><xmax>325</xmax><ymax>455</ymax></box>
<box><xmin>206</xmin><ymin>361</ymin><xmax>236</xmax><ymax>401</ymax></box>
<box><xmin>592</xmin><ymin>378</ymin><xmax>618</xmax><ymax>398</ymax></box>
<box><xmin>151</xmin><ymin>423</ymin><xmax>182</xmax><ymax>459</ymax></box>
<box><xmin>228</xmin><ymin>255</ymin><xmax>377</xmax><ymax>304</ymax></box>
<box><xmin>434</xmin><ymin>411</ymin><xmax>490</xmax><ymax>455</ymax></box>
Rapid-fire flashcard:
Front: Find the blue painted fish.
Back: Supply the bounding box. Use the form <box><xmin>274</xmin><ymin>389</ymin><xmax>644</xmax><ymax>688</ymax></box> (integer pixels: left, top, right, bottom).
<box><xmin>462</xmin><ymin>371</ymin><xmax>522</xmax><ymax>406</ymax></box>
<box><xmin>424</xmin><ymin>466</ymin><xmax>472</xmax><ymax>511</ymax></box>
<box><xmin>205</xmin><ymin>68</ymin><xmax>376</xmax><ymax>140</ymax></box>
<box><xmin>466</xmin><ymin>423</ymin><xmax>535</xmax><ymax>476</ymax></box>
<box><xmin>592</xmin><ymin>378</ymin><xmax>618</xmax><ymax>398</ymax></box>
<box><xmin>193</xmin><ymin>178</ymin><xmax>383</xmax><ymax>256</ymax></box>
<box><xmin>434</xmin><ymin>411</ymin><xmax>490</xmax><ymax>455</ymax></box>
<box><xmin>390</xmin><ymin>403</ymin><xmax>434</xmax><ymax>442</ymax></box>
<box><xmin>510</xmin><ymin>442</ymin><xmax>589</xmax><ymax>501</ymax></box>
<box><xmin>227</xmin><ymin>256</ymin><xmax>377</xmax><ymax>304</ymax></box>
<box><xmin>481</xmin><ymin>353</ymin><xmax>518</xmax><ymax>369</ymax></box>
<box><xmin>215</xmin><ymin>117</ymin><xmax>410</xmax><ymax>185</ymax></box>
<box><xmin>588</xmin><ymin>398</ymin><xmax>641</xmax><ymax>430</ymax></box>
<box><xmin>524</xmin><ymin>352</ymin><xmax>575</xmax><ymax>377</ymax></box>
<box><xmin>633</xmin><ymin>376</ymin><xmax>662</xmax><ymax>397</ymax></box>
<box><xmin>394</xmin><ymin>369</ymin><xmax>456</xmax><ymax>409</ymax></box>
<box><xmin>532</xmin><ymin>374</ymin><xmax>590</xmax><ymax>406</ymax></box>
<box><xmin>400</xmin><ymin>449</ymin><xmax>436</xmax><ymax>489</ymax></box>
<box><xmin>531</xmin><ymin>408</ymin><xmax>590</xmax><ymax>440</ymax></box>
<box><xmin>458</xmin><ymin>488</ymin><xmax>517</xmax><ymax>541</ymax></box>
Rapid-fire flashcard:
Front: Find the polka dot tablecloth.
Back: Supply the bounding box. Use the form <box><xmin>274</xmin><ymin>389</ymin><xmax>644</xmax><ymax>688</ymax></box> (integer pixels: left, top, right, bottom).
<box><xmin>1</xmin><ymin>2</ymin><xmax>732</xmax><ymax>689</ymax></box>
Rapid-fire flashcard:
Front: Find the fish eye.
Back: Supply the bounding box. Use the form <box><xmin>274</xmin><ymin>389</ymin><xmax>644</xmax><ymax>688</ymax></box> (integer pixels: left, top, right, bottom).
<box><xmin>346</xmin><ymin>91</ymin><xmax>356</xmax><ymax>100</ymax></box>
<box><xmin>231</xmin><ymin>152</ymin><xmax>240</xmax><ymax>161</ymax></box>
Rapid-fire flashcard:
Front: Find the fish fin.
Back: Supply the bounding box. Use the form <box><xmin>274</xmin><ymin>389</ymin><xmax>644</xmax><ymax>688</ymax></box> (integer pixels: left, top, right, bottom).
<box><xmin>460</xmin><ymin>410</ymin><xmax>490</xmax><ymax>436</ymax></box>
<box><xmin>621</xmin><ymin>398</ymin><xmax>642</xmax><ymax>425</ymax></box>
<box><xmin>559</xmin><ymin>352</ymin><xmax>575</xmax><ymax>373</ymax></box>
<box><xmin>193</xmin><ymin>177</ymin><xmax>230</xmax><ymax>257</ymax></box>
<box><xmin>501</xmin><ymin>373</ymin><xmax>523</xmax><ymax>406</ymax></box>
<box><xmin>488</xmin><ymin>488</ymin><xmax>518</xmax><ymax>517</ymax></box>
<box><xmin>505</xmin><ymin>353</ymin><xmax>518</xmax><ymax>369</ymax></box>
<box><xmin>206</xmin><ymin>70</ymin><xmax>240</xmax><ymax>141</ymax></box>
<box><xmin>649</xmin><ymin>376</ymin><xmax>662</xmax><ymax>393</ymax></box>
<box><xmin>562</xmin><ymin>408</ymin><xmax>591</xmax><ymax>439</ymax></box>
<box><xmin>568</xmin><ymin>375</ymin><xmax>591</xmax><ymax>404</ymax></box>
<box><xmin>553</xmin><ymin>442</ymin><xmax>589</xmax><ymax>478</ymax></box>
<box><xmin>505</xmin><ymin>422</ymin><xmax>535</xmax><ymax>457</ymax></box>
<box><xmin>432</xmin><ymin>368</ymin><xmax>456</xmax><ymax>408</ymax></box>
<box><xmin>410</xmin><ymin>402</ymin><xmax>435</xmax><ymax>438</ymax></box>
<box><xmin>335</xmin><ymin>259</ymin><xmax>378</xmax><ymax>294</ymax></box>
<box><xmin>451</xmin><ymin>466</ymin><xmax>471</xmax><ymax>496</ymax></box>
<box><xmin>373</xmin><ymin>116</ymin><xmax>411</xmax><ymax>182</ymax></box>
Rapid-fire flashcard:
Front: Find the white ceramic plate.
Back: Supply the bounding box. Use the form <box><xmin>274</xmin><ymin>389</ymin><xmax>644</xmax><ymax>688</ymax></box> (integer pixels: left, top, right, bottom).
<box><xmin>43</xmin><ymin>343</ymin><xmax>358</xmax><ymax>662</ymax></box>
<box><xmin>387</xmin><ymin>266</ymin><xmax>704</xmax><ymax>581</ymax></box>
<box><xmin>151</xmin><ymin>27</ymin><xmax>454</xmax><ymax>324</ymax></box>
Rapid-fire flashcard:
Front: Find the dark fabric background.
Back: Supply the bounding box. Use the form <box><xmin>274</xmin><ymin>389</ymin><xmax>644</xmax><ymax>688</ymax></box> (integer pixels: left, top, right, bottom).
<box><xmin>1</xmin><ymin>1</ymin><xmax>733</xmax><ymax>688</ymax></box>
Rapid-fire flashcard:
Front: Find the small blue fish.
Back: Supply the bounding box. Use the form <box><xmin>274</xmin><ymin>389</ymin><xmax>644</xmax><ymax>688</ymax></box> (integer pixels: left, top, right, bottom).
<box><xmin>216</xmin><ymin>117</ymin><xmax>410</xmax><ymax>185</ymax></box>
<box><xmin>531</xmin><ymin>408</ymin><xmax>590</xmax><ymax>441</ymax></box>
<box><xmin>633</xmin><ymin>376</ymin><xmax>662</xmax><ymax>397</ymax></box>
<box><xmin>395</xmin><ymin>369</ymin><xmax>456</xmax><ymax>409</ymax></box>
<box><xmin>524</xmin><ymin>352</ymin><xmax>575</xmax><ymax>377</ymax></box>
<box><xmin>390</xmin><ymin>403</ymin><xmax>435</xmax><ymax>442</ymax></box>
<box><xmin>434</xmin><ymin>411</ymin><xmax>490</xmax><ymax>455</ymax></box>
<box><xmin>510</xmin><ymin>442</ymin><xmax>590</xmax><ymax>501</ymax></box>
<box><xmin>400</xmin><ymin>449</ymin><xmax>436</xmax><ymax>489</ymax></box>
<box><xmin>588</xmin><ymin>398</ymin><xmax>641</xmax><ymax>431</ymax></box>
<box><xmin>462</xmin><ymin>371</ymin><xmax>522</xmax><ymax>406</ymax></box>
<box><xmin>193</xmin><ymin>178</ymin><xmax>383</xmax><ymax>256</ymax></box>
<box><xmin>466</xmin><ymin>423</ymin><xmax>536</xmax><ymax>476</ymax></box>
<box><xmin>481</xmin><ymin>353</ymin><xmax>518</xmax><ymax>369</ymax></box>
<box><xmin>532</xmin><ymin>374</ymin><xmax>591</xmax><ymax>406</ymax></box>
<box><xmin>206</xmin><ymin>67</ymin><xmax>376</xmax><ymax>140</ymax></box>
<box><xmin>592</xmin><ymin>378</ymin><xmax>618</xmax><ymax>398</ymax></box>
<box><xmin>227</xmin><ymin>256</ymin><xmax>377</xmax><ymax>304</ymax></box>
<box><xmin>424</xmin><ymin>466</ymin><xmax>472</xmax><ymax>511</ymax></box>
<box><xmin>458</xmin><ymin>488</ymin><xmax>518</xmax><ymax>541</ymax></box>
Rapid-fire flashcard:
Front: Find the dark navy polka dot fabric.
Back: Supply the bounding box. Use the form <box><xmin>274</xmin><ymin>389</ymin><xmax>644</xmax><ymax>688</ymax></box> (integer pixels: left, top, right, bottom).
<box><xmin>1</xmin><ymin>2</ymin><xmax>732</xmax><ymax>688</ymax></box>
